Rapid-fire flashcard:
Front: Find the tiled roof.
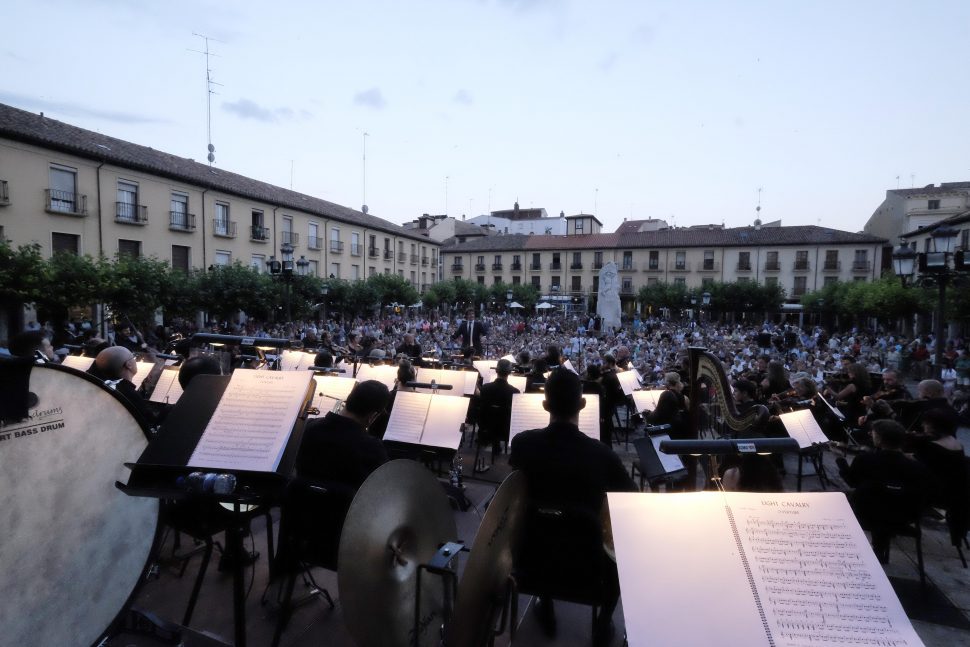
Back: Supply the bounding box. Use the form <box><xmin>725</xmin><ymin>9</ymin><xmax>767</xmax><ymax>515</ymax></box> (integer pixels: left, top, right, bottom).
<box><xmin>899</xmin><ymin>210</ymin><xmax>970</xmax><ymax>239</ymax></box>
<box><xmin>453</xmin><ymin>220</ymin><xmax>489</xmax><ymax>236</ymax></box>
<box><xmin>890</xmin><ymin>182</ymin><xmax>970</xmax><ymax>197</ymax></box>
<box><xmin>0</xmin><ymin>102</ymin><xmax>431</xmax><ymax>243</ymax></box>
<box><xmin>442</xmin><ymin>225</ymin><xmax>886</xmax><ymax>253</ymax></box>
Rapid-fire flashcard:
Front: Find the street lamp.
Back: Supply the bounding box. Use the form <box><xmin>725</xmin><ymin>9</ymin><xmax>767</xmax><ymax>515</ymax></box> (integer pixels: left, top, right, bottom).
<box><xmin>892</xmin><ymin>225</ymin><xmax>962</xmax><ymax>379</ymax></box>
<box><xmin>320</xmin><ymin>282</ymin><xmax>330</xmax><ymax>322</ymax></box>
<box><xmin>267</xmin><ymin>242</ymin><xmax>303</xmax><ymax>322</ymax></box>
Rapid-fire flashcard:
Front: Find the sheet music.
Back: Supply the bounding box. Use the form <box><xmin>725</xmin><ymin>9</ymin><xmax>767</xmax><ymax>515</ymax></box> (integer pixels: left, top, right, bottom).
<box><xmin>60</xmin><ymin>355</ymin><xmax>94</xmax><ymax>371</ymax></box>
<box><xmin>650</xmin><ymin>433</ymin><xmax>685</xmax><ymax>473</ymax></box>
<box><xmin>279</xmin><ymin>350</ymin><xmax>311</xmax><ymax>371</ymax></box>
<box><xmin>148</xmin><ymin>367</ymin><xmax>184</xmax><ymax>404</ymax></box>
<box><xmin>419</xmin><ymin>395</ymin><xmax>469</xmax><ymax>449</ymax></box>
<box><xmin>507</xmin><ymin>375</ymin><xmax>527</xmax><ymax>392</ymax></box>
<box><xmin>130</xmin><ymin>361</ymin><xmax>156</xmax><ymax>390</ymax></box>
<box><xmin>609</xmin><ymin>492</ymin><xmax>923</xmax><ymax>647</ymax></box>
<box><xmin>779</xmin><ymin>409</ymin><xmax>829</xmax><ymax>449</ymax></box>
<box><xmin>508</xmin><ymin>394</ymin><xmax>599</xmax><ymax>443</ymax></box>
<box><xmin>382</xmin><ymin>391</ymin><xmax>431</xmax><ymax>444</ymax></box>
<box><xmin>188</xmin><ymin>370</ymin><xmax>312</xmax><ymax>472</ymax></box>
<box><xmin>563</xmin><ymin>359</ymin><xmax>577</xmax><ymax>374</ymax></box>
<box><xmin>314</xmin><ymin>375</ymin><xmax>358</xmax><ymax>401</ymax></box>
<box><xmin>413</xmin><ymin>368</ymin><xmax>469</xmax><ymax>397</ymax></box>
<box><xmin>616</xmin><ymin>370</ymin><xmax>641</xmax><ymax>396</ymax></box>
<box><xmin>463</xmin><ymin>370</ymin><xmax>479</xmax><ymax>395</ymax></box>
<box><xmin>307</xmin><ymin>394</ymin><xmax>340</xmax><ymax>418</ymax></box>
<box><xmin>501</xmin><ymin>354</ymin><xmax>515</xmax><ymax>362</ymax></box>
<box><xmin>631</xmin><ymin>390</ymin><xmax>664</xmax><ymax>413</ymax></box>
<box><xmin>354</xmin><ymin>363</ymin><xmax>398</xmax><ymax>389</ymax></box>
<box><xmin>473</xmin><ymin>359</ymin><xmax>497</xmax><ymax>378</ymax></box>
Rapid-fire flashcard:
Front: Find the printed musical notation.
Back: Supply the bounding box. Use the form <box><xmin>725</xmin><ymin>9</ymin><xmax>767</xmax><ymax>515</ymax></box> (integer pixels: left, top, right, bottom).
<box><xmin>188</xmin><ymin>370</ymin><xmax>312</xmax><ymax>472</ymax></box>
<box><xmin>607</xmin><ymin>492</ymin><xmax>923</xmax><ymax>647</ymax></box>
<box><xmin>382</xmin><ymin>391</ymin><xmax>469</xmax><ymax>449</ymax></box>
<box><xmin>778</xmin><ymin>409</ymin><xmax>829</xmax><ymax>449</ymax></box>
<box><xmin>508</xmin><ymin>393</ymin><xmax>600</xmax><ymax>443</ymax></box>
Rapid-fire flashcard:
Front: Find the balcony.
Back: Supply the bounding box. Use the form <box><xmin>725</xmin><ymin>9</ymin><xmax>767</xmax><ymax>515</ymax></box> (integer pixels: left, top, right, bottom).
<box><xmin>0</xmin><ymin>180</ymin><xmax>8</xmax><ymax>205</ymax></box>
<box><xmin>643</xmin><ymin>263</ymin><xmax>662</xmax><ymax>273</ymax></box>
<box><xmin>306</xmin><ymin>236</ymin><xmax>322</xmax><ymax>250</ymax></box>
<box><xmin>368</xmin><ymin>247</ymin><xmax>379</xmax><ymax>258</ymax></box>
<box><xmin>570</xmin><ymin>262</ymin><xmax>583</xmax><ymax>270</ymax></box>
<box><xmin>351</xmin><ymin>244</ymin><xmax>362</xmax><ymax>256</ymax></box>
<box><xmin>764</xmin><ymin>261</ymin><xmax>781</xmax><ymax>272</ymax></box>
<box><xmin>550</xmin><ymin>262</ymin><xmax>562</xmax><ymax>270</ymax></box>
<box><xmin>329</xmin><ymin>240</ymin><xmax>343</xmax><ymax>253</ymax></box>
<box><xmin>699</xmin><ymin>261</ymin><xmax>719</xmax><ymax>272</ymax></box>
<box><xmin>550</xmin><ymin>285</ymin><xmax>562</xmax><ymax>294</ymax></box>
<box><xmin>570</xmin><ymin>284</ymin><xmax>584</xmax><ymax>294</ymax></box>
<box><xmin>45</xmin><ymin>189</ymin><xmax>87</xmax><ymax>216</ymax></box>
<box><xmin>593</xmin><ymin>261</ymin><xmax>603</xmax><ymax>269</ymax></box>
<box><xmin>792</xmin><ymin>287</ymin><xmax>807</xmax><ymax>298</ymax></box>
<box><xmin>670</xmin><ymin>262</ymin><xmax>690</xmax><ymax>272</ymax></box>
<box><xmin>619</xmin><ymin>261</ymin><xmax>637</xmax><ymax>272</ymax></box>
<box><xmin>168</xmin><ymin>211</ymin><xmax>196</xmax><ymax>232</ymax></box>
<box><xmin>620</xmin><ymin>285</ymin><xmax>636</xmax><ymax>295</ymax></box>
<box><xmin>116</xmin><ymin>202</ymin><xmax>148</xmax><ymax>225</ymax></box>
<box><xmin>451</xmin><ymin>263</ymin><xmax>464</xmax><ymax>273</ymax></box>
<box><xmin>421</xmin><ymin>256</ymin><xmax>429</xmax><ymax>266</ymax></box>
<box><xmin>281</xmin><ymin>231</ymin><xmax>299</xmax><ymax>246</ymax></box>
<box><xmin>411</xmin><ymin>254</ymin><xmax>419</xmax><ymax>265</ymax></box>
<box><xmin>250</xmin><ymin>225</ymin><xmax>270</xmax><ymax>241</ymax></box>
<box><xmin>213</xmin><ymin>219</ymin><xmax>237</xmax><ymax>238</ymax></box>
<box><xmin>793</xmin><ymin>261</ymin><xmax>810</xmax><ymax>272</ymax></box>
<box><xmin>398</xmin><ymin>252</ymin><xmax>408</xmax><ymax>263</ymax></box>
<box><xmin>475</xmin><ymin>263</ymin><xmax>486</xmax><ymax>272</ymax></box>
<box><xmin>420</xmin><ymin>283</ymin><xmax>429</xmax><ymax>293</ymax></box>
<box><xmin>851</xmin><ymin>260</ymin><xmax>871</xmax><ymax>272</ymax></box>
<box><xmin>736</xmin><ymin>262</ymin><xmax>752</xmax><ymax>272</ymax></box>
<box><xmin>492</xmin><ymin>263</ymin><xmax>503</xmax><ymax>271</ymax></box>
<box><xmin>530</xmin><ymin>263</ymin><xmax>542</xmax><ymax>270</ymax></box>
<box><xmin>383</xmin><ymin>249</ymin><xmax>393</xmax><ymax>261</ymax></box>
<box><xmin>511</xmin><ymin>262</ymin><xmax>522</xmax><ymax>271</ymax></box>
<box><xmin>822</xmin><ymin>260</ymin><xmax>841</xmax><ymax>272</ymax></box>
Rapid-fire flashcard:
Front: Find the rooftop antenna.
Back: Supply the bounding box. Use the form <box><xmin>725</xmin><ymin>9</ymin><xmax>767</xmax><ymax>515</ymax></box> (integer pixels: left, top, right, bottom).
<box><xmin>910</xmin><ymin>173</ymin><xmax>915</xmax><ymax>188</ymax></box>
<box><xmin>362</xmin><ymin>131</ymin><xmax>369</xmax><ymax>212</ymax></box>
<box><xmin>445</xmin><ymin>176</ymin><xmax>449</xmax><ymax>216</ymax></box>
<box><xmin>896</xmin><ymin>175</ymin><xmax>900</xmax><ymax>189</ymax></box>
<box><xmin>594</xmin><ymin>187</ymin><xmax>599</xmax><ymax>215</ymax></box>
<box><xmin>189</xmin><ymin>33</ymin><xmax>224</xmax><ymax>166</ymax></box>
<box><xmin>290</xmin><ymin>160</ymin><xmax>294</xmax><ymax>190</ymax></box>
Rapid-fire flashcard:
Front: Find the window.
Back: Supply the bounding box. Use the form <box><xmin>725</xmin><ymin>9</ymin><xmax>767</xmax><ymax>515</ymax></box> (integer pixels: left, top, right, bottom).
<box><xmin>928</xmin><ymin>199</ymin><xmax>940</xmax><ymax>210</ymax></box>
<box><xmin>308</xmin><ymin>222</ymin><xmax>320</xmax><ymax>249</ymax></box>
<box><xmin>494</xmin><ymin>254</ymin><xmax>502</xmax><ymax>265</ymax></box>
<box><xmin>412</xmin><ymin>271</ymin><xmax>418</xmax><ymax>284</ymax></box>
<box><xmin>512</xmin><ymin>276</ymin><xmax>521</xmax><ymax>285</ymax></box>
<box><xmin>622</xmin><ymin>251</ymin><xmax>633</xmax><ymax>269</ymax></box>
<box><xmin>551</xmin><ymin>252</ymin><xmax>561</xmax><ymax>269</ymax></box>
<box><xmin>116</xmin><ymin>181</ymin><xmax>140</xmax><ymax>222</ymax></box>
<box><xmin>673</xmin><ymin>277</ymin><xmax>686</xmax><ymax>287</ymax></box>
<box><xmin>330</xmin><ymin>263</ymin><xmax>340</xmax><ymax>278</ymax></box>
<box><xmin>250</xmin><ymin>253</ymin><xmax>264</xmax><ymax>272</ymax></box>
<box><xmin>824</xmin><ymin>249</ymin><xmax>838</xmax><ymax>270</ymax></box>
<box><xmin>736</xmin><ymin>276</ymin><xmax>750</xmax><ymax>284</ymax></box>
<box><xmin>308</xmin><ymin>260</ymin><xmax>319</xmax><ymax>276</ymax></box>
<box><xmin>352</xmin><ymin>265</ymin><xmax>360</xmax><ymax>280</ymax></box>
<box><xmin>369</xmin><ymin>266</ymin><xmax>376</xmax><ymax>277</ymax></box>
<box><xmin>793</xmin><ymin>276</ymin><xmax>808</xmax><ymax>296</ymax></box>
<box><xmin>215</xmin><ymin>202</ymin><xmax>231</xmax><ymax>236</ymax></box>
<box><xmin>531</xmin><ymin>253</ymin><xmax>541</xmax><ymax>269</ymax></box>
<box><xmin>853</xmin><ymin>249</ymin><xmax>868</xmax><ymax>270</ymax></box>
<box><xmin>648</xmin><ymin>250</ymin><xmax>659</xmax><ymax>270</ymax></box>
<box><xmin>214</xmin><ymin>250</ymin><xmax>231</xmax><ymax>266</ymax></box>
<box><xmin>765</xmin><ymin>276</ymin><xmax>778</xmax><ymax>287</ymax></box>
<box><xmin>251</xmin><ymin>210</ymin><xmax>267</xmax><ymax>240</ymax></box>
<box><xmin>593</xmin><ymin>276</ymin><xmax>599</xmax><ymax>292</ymax></box>
<box><xmin>512</xmin><ymin>254</ymin><xmax>521</xmax><ymax>269</ymax></box>
<box><xmin>738</xmin><ymin>251</ymin><xmax>751</xmax><ymax>270</ymax></box>
<box><xmin>172</xmin><ymin>246</ymin><xmax>191</xmax><ymax>272</ymax></box>
<box><xmin>766</xmin><ymin>251</ymin><xmax>779</xmax><ymax>270</ymax></box>
<box><xmin>647</xmin><ymin>277</ymin><xmax>658</xmax><ymax>285</ymax></box>
<box><xmin>51</xmin><ymin>232</ymin><xmax>79</xmax><ymax>255</ymax></box>
<box><xmin>118</xmin><ymin>239</ymin><xmax>141</xmax><ymax>258</ymax></box>
<box><xmin>352</xmin><ymin>232</ymin><xmax>361</xmax><ymax>255</ymax></box>
<box><xmin>571</xmin><ymin>275</ymin><xmax>582</xmax><ymax>291</ymax></box>
<box><xmin>170</xmin><ymin>192</ymin><xmax>190</xmax><ymax>229</ymax></box>
<box><xmin>703</xmin><ymin>250</ymin><xmax>714</xmax><ymax>270</ymax></box>
<box><xmin>702</xmin><ymin>277</ymin><xmax>714</xmax><ymax>289</ymax></box>
<box><xmin>531</xmin><ymin>276</ymin><xmax>541</xmax><ymax>288</ymax></box>
<box><xmin>48</xmin><ymin>165</ymin><xmax>82</xmax><ymax>213</ymax></box>
<box><xmin>574</xmin><ymin>219</ymin><xmax>584</xmax><ymax>234</ymax></box>
<box><xmin>551</xmin><ymin>276</ymin><xmax>561</xmax><ymax>291</ymax></box>
<box><xmin>493</xmin><ymin>276</ymin><xmax>501</xmax><ymax>285</ymax></box>
<box><xmin>594</xmin><ymin>251</ymin><xmax>603</xmax><ymax>268</ymax></box>
<box><xmin>621</xmin><ymin>277</ymin><xmax>632</xmax><ymax>291</ymax></box>
<box><xmin>571</xmin><ymin>252</ymin><xmax>582</xmax><ymax>268</ymax></box>
<box><xmin>675</xmin><ymin>251</ymin><xmax>686</xmax><ymax>270</ymax></box>
<box><xmin>823</xmin><ymin>276</ymin><xmax>838</xmax><ymax>286</ymax></box>
<box><xmin>795</xmin><ymin>250</ymin><xmax>809</xmax><ymax>270</ymax></box>
<box><xmin>477</xmin><ymin>276</ymin><xmax>485</xmax><ymax>284</ymax></box>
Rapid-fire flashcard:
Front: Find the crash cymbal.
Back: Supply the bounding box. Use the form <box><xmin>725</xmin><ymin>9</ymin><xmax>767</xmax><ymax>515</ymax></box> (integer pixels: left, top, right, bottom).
<box><xmin>444</xmin><ymin>471</ymin><xmax>527</xmax><ymax>647</ymax></box>
<box><xmin>338</xmin><ymin>460</ymin><xmax>458</xmax><ymax>647</ymax></box>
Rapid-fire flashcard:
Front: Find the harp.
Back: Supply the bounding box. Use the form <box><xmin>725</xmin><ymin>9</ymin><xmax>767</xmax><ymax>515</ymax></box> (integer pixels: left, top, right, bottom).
<box><xmin>688</xmin><ymin>346</ymin><xmax>767</xmax><ymax>439</ymax></box>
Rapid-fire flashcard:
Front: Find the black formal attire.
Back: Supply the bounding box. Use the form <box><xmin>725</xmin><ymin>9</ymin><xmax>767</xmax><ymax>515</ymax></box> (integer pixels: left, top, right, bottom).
<box><xmin>599</xmin><ymin>368</ymin><xmax>626</xmax><ymax>412</ymax></box>
<box><xmin>510</xmin><ymin>421</ymin><xmax>636</xmax><ymax>631</ymax></box>
<box><xmin>478</xmin><ymin>377</ymin><xmax>520</xmax><ymax>448</ymax></box>
<box><xmin>647</xmin><ymin>389</ymin><xmax>689</xmax><ymax>439</ymax></box>
<box><xmin>395</xmin><ymin>342</ymin><xmax>423</xmax><ymax>361</ymax></box>
<box><xmin>452</xmin><ymin>319</ymin><xmax>488</xmax><ymax>355</ymax></box>
<box><xmin>107</xmin><ymin>377</ymin><xmax>156</xmax><ymax>434</ymax></box>
<box><xmin>296</xmin><ymin>412</ymin><xmax>389</xmax><ymax>489</ymax></box>
<box><xmin>116</xmin><ymin>333</ymin><xmax>146</xmax><ymax>353</ymax></box>
<box><xmin>896</xmin><ymin>398</ymin><xmax>959</xmax><ymax>432</ymax></box>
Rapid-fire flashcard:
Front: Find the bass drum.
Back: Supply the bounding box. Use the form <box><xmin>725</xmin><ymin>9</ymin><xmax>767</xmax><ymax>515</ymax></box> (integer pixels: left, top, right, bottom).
<box><xmin>0</xmin><ymin>363</ymin><xmax>159</xmax><ymax>647</ymax></box>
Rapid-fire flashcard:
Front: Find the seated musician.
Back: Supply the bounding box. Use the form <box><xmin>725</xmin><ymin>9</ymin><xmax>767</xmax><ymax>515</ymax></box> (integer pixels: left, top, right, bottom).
<box><xmin>768</xmin><ymin>374</ymin><xmax>818</xmax><ymax>414</ymax></box>
<box><xmin>94</xmin><ymin>346</ymin><xmax>156</xmax><ymax>427</ymax></box>
<box><xmin>369</xmin><ymin>361</ymin><xmax>416</xmax><ymax>440</ymax></box>
<box><xmin>732</xmin><ymin>379</ymin><xmax>761</xmax><ymax>415</ymax></box>
<box><xmin>525</xmin><ymin>356</ymin><xmax>548</xmax><ymax>393</ymax></box>
<box><xmin>823</xmin><ymin>361</ymin><xmax>872</xmax><ymax>424</ymax></box>
<box><xmin>895</xmin><ymin>379</ymin><xmax>956</xmax><ymax>431</ymax></box>
<box><xmin>599</xmin><ymin>354</ymin><xmax>627</xmax><ymax>412</ymax></box>
<box><xmin>544</xmin><ymin>344</ymin><xmax>565</xmax><ymax>370</ymax></box>
<box><xmin>836</xmin><ymin>420</ymin><xmax>939</xmax><ymax>559</ymax></box>
<box><xmin>313</xmin><ymin>350</ymin><xmax>334</xmax><ymax>368</ymax></box>
<box><xmin>614</xmin><ymin>345</ymin><xmax>631</xmax><ymax>370</ymax></box>
<box><xmin>910</xmin><ymin>408</ymin><xmax>966</xmax><ymax>511</ymax></box>
<box><xmin>863</xmin><ymin>369</ymin><xmax>910</xmax><ymax>408</ymax></box>
<box><xmin>509</xmin><ymin>369</ymin><xmax>637</xmax><ymax>643</ymax></box>
<box><xmin>395</xmin><ymin>333</ymin><xmax>424</xmax><ymax>367</ymax></box>
<box><xmin>720</xmin><ymin>453</ymin><xmax>784</xmax><ymax>492</ymax></box>
<box><xmin>513</xmin><ymin>350</ymin><xmax>532</xmax><ymax>375</ymax></box>
<box><xmin>8</xmin><ymin>330</ymin><xmax>56</xmax><ymax>364</ymax></box>
<box><xmin>582</xmin><ymin>365</ymin><xmax>613</xmax><ymax>445</ymax></box>
<box><xmin>295</xmin><ymin>380</ymin><xmax>391</xmax><ymax>488</ymax></box>
<box><xmin>177</xmin><ymin>355</ymin><xmax>222</xmax><ymax>388</ymax></box>
<box><xmin>646</xmin><ymin>372</ymin><xmax>690</xmax><ymax>438</ymax></box>
<box><xmin>760</xmin><ymin>360</ymin><xmax>791</xmax><ymax>401</ymax></box>
<box><xmin>477</xmin><ymin>359</ymin><xmax>520</xmax><ymax>457</ymax></box>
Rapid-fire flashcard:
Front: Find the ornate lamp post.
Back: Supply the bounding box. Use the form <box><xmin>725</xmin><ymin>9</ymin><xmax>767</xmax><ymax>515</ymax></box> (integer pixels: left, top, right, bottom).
<box><xmin>892</xmin><ymin>225</ymin><xmax>960</xmax><ymax>379</ymax></box>
<box><xmin>267</xmin><ymin>242</ymin><xmax>308</xmax><ymax>322</ymax></box>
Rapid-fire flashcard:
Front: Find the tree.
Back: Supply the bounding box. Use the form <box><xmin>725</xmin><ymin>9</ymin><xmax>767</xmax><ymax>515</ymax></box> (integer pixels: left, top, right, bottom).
<box><xmin>195</xmin><ymin>263</ymin><xmax>275</xmax><ymax>323</ymax></box>
<box><xmin>509</xmin><ymin>283</ymin><xmax>540</xmax><ymax>310</ymax></box>
<box><xmin>0</xmin><ymin>241</ymin><xmax>45</xmax><ymax>307</ymax></box>
<box><xmin>422</xmin><ymin>281</ymin><xmax>456</xmax><ymax>312</ymax></box>
<box><xmin>36</xmin><ymin>252</ymin><xmax>109</xmax><ymax>325</ymax></box>
<box><xmin>102</xmin><ymin>254</ymin><xmax>177</xmax><ymax>330</ymax></box>
<box><xmin>366</xmin><ymin>273</ymin><xmax>419</xmax><ymax>308</ymax></box>
<box><xmin>345</xmin><ymin>280</ymin><xmax>381</xmax><ymax>316</ymax></box>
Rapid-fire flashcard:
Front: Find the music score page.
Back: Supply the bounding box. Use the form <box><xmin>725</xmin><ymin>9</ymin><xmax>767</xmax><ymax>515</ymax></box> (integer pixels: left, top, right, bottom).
<box><xmin>382</xmin><ymin>391</ymin><xmax>469</xmax><ymax>449</ymax></box>
<box><xmin>616</xmin><ymin>370</ymin><xmax>641</xmax><ymax>396</ymax></box>
<box><xmin>631</xmin><ymin>390</ymin><xmax>664</xmax><ymax>413</ymax></box>
<box><xmin>608</xmin><ymin>491</ymin><xmax>923</xmax><ymax>647</ymax></box>
<box><xmin>508</xmin><ymin>394</ymin><xmax>599</xmax><ymax>443</ymax></box>
<box><xmin>188</xmin><ymin>370</ymin><xmax>312</xmax><ymax>472</ymax></box>
<box><xmin>779</xmin><ymin>409</ymin><xmax>829</xmax><ymax>449</ymax></box>
<box><xmin>148</xmin><ymin>367</ymin><xmax>184</xmax><ymax>404</ymax></box>
<box><xmin>650</xmin><ymin>433</ymin><xmax>685</xmax><ymax>473</ymax></box>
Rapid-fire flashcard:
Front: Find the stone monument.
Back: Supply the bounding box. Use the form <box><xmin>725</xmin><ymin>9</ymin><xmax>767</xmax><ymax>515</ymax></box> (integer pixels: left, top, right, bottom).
<box><xmin>596</xmin><ymin>261</ymin><xmax>622</xmax><ymax>331</ymax></box>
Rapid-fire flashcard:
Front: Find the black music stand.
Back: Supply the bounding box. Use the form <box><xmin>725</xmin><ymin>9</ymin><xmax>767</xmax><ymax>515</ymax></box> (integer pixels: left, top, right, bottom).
<box><xmin>117</xmin><ymin>374</ymin><xmax>312</xmax><ymax>647</ymax></box>
<box><xmin>630</xmin><ymin>429</ymin><xmax>688</xmax><ymax>491</ymax></box>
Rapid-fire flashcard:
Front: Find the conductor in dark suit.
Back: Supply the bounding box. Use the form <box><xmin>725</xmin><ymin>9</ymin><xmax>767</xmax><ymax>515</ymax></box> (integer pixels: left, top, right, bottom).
<box><xmin>510</xmin><ymin>369</ymin><xmax>636</xmax><ymax>643</ymax></box>
<box><xmin>452</xmin><ymin>308</ymin><xmax>488</xmax><ymax>356</ymax></box>
<box><xmin>478</xmin><ymin>359</ymin><xmax>520</xmax><ymax>457</ymax></box>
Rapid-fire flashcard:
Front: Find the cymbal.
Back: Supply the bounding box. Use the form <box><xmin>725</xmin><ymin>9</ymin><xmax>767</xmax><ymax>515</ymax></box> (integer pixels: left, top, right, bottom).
<box><xmin>338</xmin><ymin>460</ymin><xmax>457</xmax><ymax>647</ymax></box>
<box><xmin>445</xmin><ymin>470</ymin><xmax>527</xmax><ymax>647</ymax></box>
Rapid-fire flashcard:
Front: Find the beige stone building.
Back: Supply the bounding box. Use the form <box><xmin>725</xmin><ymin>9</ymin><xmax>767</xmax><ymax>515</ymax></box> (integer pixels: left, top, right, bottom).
<box><xmin>0</xmin><ymin>103</ymin><xmax>439</xmax><ymax>292</ymax></box>
<box><xmin>442</xmin><ymin>216</ymin><xmax>887</xmax><ymax>309</ymax></box>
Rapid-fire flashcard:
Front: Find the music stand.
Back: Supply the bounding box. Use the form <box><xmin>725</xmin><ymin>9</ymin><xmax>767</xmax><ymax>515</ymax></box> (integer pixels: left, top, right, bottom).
<box><xmin>631</xmin><ymin>427</ymin><xmax>687</xmax><ymax>491</ymax></box>
<box><xmin>118</xmin><ymin>374</ymin><xmax>313</xmax><ymax>647</ymax></box>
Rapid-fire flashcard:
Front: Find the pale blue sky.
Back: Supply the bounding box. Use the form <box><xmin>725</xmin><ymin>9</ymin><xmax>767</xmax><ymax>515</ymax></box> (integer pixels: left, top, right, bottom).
<box><xmin>2</xmin><ymin>0</ymin><xmax>968</xmax><ymax>233</ymax></box>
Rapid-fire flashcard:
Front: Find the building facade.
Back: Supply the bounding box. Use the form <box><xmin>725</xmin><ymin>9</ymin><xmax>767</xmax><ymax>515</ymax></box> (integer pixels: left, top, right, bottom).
<box><xmin>442</xmin><ymin>223</ymin><xmax>887</xmax><ymax>308</ymax></box>
<box><xmin>864</xmin><ymin>182</ymin><xmax>970</xmax><ymax>245</ymax></box>
<box><xmin>0</xmin><ymin>103</ymin><xmax>439</xmax><ymax>292</ymax></box>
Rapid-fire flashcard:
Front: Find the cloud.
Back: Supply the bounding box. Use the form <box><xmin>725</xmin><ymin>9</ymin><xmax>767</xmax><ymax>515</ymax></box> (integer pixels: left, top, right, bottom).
<box><xmin>354</xmin><ymin>88</ymin><xmax>387</xmax><ymax>110</ymax></box>
<box><xmin>222</xmin><ymin>98</ymin><xmax>310</xmax><ymax>122</ymax></box>
<box><xmin>598</xmin><ymin>52</ymin><xmax>620</xmax><ymax>72</ymax></box>
<box><xmin>0</xmin><ymin>91</ymin><xmax>166</xmax><ymax>124</ymax></box>
<box><xmin>453</xmin><ymin>89</ymin><xmax>473</xmax><ymax>105</ymax></box>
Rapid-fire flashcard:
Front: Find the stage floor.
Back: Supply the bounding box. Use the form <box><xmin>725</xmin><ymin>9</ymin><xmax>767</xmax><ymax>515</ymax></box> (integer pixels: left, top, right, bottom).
<box><xmin>109</xmin><ymin>422</ymin><xmax>970</xmax><ymax>647</ymax></box>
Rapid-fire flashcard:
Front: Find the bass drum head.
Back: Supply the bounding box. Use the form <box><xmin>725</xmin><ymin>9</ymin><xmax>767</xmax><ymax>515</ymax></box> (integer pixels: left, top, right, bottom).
<box><xmin>0</xmin><ymin>364</ymin><xmax>158</xmax><ymax>647</ymax></box>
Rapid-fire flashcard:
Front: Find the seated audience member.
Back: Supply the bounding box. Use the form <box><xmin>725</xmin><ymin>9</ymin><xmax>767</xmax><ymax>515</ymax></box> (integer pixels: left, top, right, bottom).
<box><xmin>510</xmin><ymin>369</ymin><xmax>637</xmax><ymax>644</ymax></box>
